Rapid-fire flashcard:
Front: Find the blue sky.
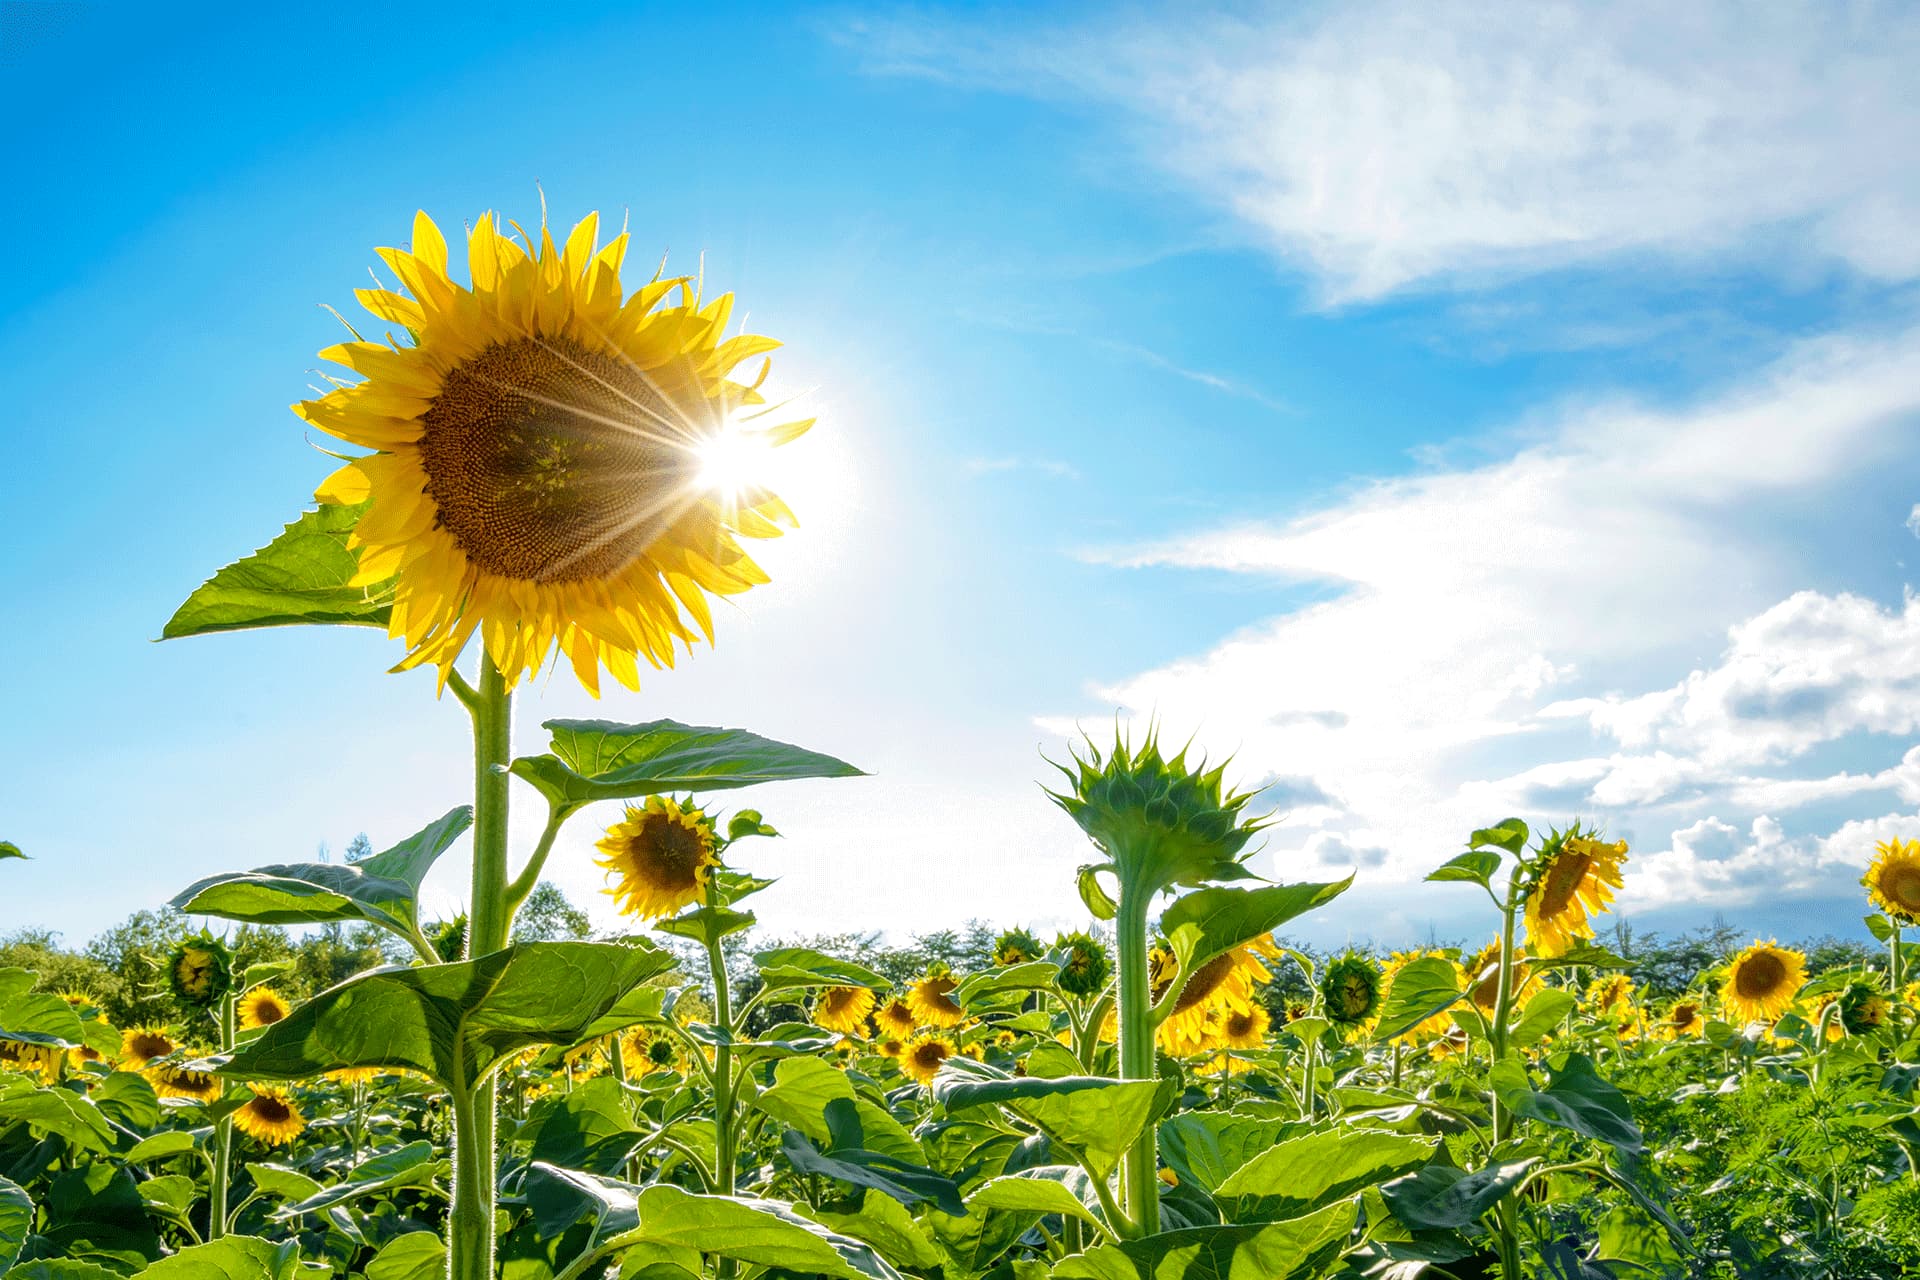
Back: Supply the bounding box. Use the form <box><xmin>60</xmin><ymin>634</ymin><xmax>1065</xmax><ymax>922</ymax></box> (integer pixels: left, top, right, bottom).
<box><xmin>4</xmin><ymin>2</ymin><xmax>1919</xmax><ymax>954</ymax></box>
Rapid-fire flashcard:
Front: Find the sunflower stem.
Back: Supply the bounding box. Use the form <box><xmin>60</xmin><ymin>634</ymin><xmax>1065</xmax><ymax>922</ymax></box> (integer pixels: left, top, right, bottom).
<box><xmin>1892</xmin><ymin>920</ymin><xmax>1903</xmax><ymax>992</ymax></box>
<box><xmin>449</xmin><ymin>654</ymin><xmax>512</xmax><ymax>1280</ymax></box>
<box><xmin>706</xmin><ymin>917</ymin><xmax>740</xmax><ymax>1279</ymax></box>
<box><xmin>1489</xmin><ymin>869</ymin><xmax>1524</xmax><ymax>1280</ymax></box>
<box><xmin>208</xmin><ymin>991</ymin><xmax>235</xmax><ymax>1240</ymax></box>
<box><xmin>1114</xmin><ymin>884</ymin><xmax>1159</xmax><ymax>1238</ymax></box>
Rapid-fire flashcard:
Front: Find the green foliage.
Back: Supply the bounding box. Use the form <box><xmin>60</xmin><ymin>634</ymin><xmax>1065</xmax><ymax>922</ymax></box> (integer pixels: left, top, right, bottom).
<box><xmin>161</xmin><ymin>503</ymin><xmax>393</xmax><ymax>639</ymax></box>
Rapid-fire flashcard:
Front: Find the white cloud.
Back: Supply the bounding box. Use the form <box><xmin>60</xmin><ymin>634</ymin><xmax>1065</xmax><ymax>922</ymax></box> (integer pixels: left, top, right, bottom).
<box><xmin>853</xmin><ymin>1</ymin><xmax>1920</xmax><ymax>300</ymax></box>
<box><xmin>1908</xmin><ymin>503</ymin><xmax>1920</xmax><ymax>538</ymax></box>
<box><xmin>1058</xmin><ymin>323</ymin><xmax>1920</xmax><ymax>917</ymax></box>
<box><xmin>963</xmin><ymin>456</ymin><xmax>1082</xmax><ymax>480</ymax></box>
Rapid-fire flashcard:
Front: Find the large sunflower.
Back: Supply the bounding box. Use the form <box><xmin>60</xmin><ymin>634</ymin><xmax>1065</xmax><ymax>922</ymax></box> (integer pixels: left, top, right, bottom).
<box><xmin>149</xmin><ymin>1063</ymin><xmax>223</xmax><ymax>1102</ymax></box>
<box><xmin>120</xmin><ymin>1027</ymin><xmax>178</xmax><ymax>1070</ymax></box>
<box><xmin>233</xmin><ymin>1087</ymin><xmax>306</xmax><ymax>1146</ymax></box>
<box><xmin>1217</xmin><ymin>1003</ymin><xmax>1270</xmax><ymax>1051</ymax></box>
<box><xmin>812</xmin><ymin>986</ymin><xmax>876</xmax><ymax>1036</ymax></box>
<box><xmin>1866</xmin><ymin>838</ymin><xmax>1920</xmax><ymax>924</ymax></box>
<box><xmin>1721</xmin><ymin>940</ymin><xmax>1806</xmax><ymax>1024</ymax></box>
<box><xmin>302</xmin><ymin>210</ymin><xmax>809</xmax><ymax>694</ymax></box>
<box><xmin>1522</xmin><ymin>832</ymin><xmax>1628</xmax><ymax>957</ymax></box>
<box><xmin>238</xmin><ymin>987</ymin><xmax>292</xmax><ymax>1030</ymax></box>
<box><xmin>906</xmin><ymin>971</ymin><xmax>965</xmax><ymax>1029</ymax></box>
<box><xmin>1154</xmin><ymin>942</ymin><xmax>1271</xmax><ymax>1053</ymax></box>
<box><xmin>873</xmin><ymin>997</ymin><xmax>916</xmax><ymax>1039</ymax></box>
<box><xmin>595</xmin><ymin>796</ymin><xmax>719</xmax><ymax>920</ymax></box>
<box><xmin>899</xmin><ymin>1033</ymin><xmax>955</xmax><ymax>1086</ymax></box>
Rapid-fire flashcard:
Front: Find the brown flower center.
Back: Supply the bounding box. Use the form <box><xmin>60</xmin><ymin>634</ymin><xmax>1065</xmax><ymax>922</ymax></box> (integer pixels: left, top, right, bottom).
<box><xmin>912</xmin><ymin>1042</ymin><xmax>949</xmax><ymax>1071</ymax></box>
<box><xmin>629</xmin><ymin>813</ymin><xmax>709</xmax><ymax>889</ymax></box>
<box><xmin>1174</xmin><ymin>953</ymin><xmax>1237</xmax><ymax>1015</ymax></box>
<box><xmin>1225</xmin><ymin>1010</ymin><xmax>1258</xmax><ymax>1038</ymax></box>
<box><xmin>1887</xmin><ymin>865</ymin><xmax>1920</xmax><ymax>912</ymax></box>
<box><xmin>1535</xmin><ymin>850</ymin><xmax>1594</xmax><ymax>918</ymax></box>
<box><xmin>421</xmin><ymin>336</ymin><xmax>696</xmax><ymax>583</ymax></box>
<box><xmin>248</xmin><ymin>1095</ymin><xmax>293</xmax><ymax>1124</ymax></box>
<box><xmin>1734</xmin><ymin>952</ymin><xmax>1785</xmax><ymax>998</ymax></box>
<box><xmin>916</xmin><ymin>978</ymin><xmax>960</xmax><ymax>1017</ymax></box>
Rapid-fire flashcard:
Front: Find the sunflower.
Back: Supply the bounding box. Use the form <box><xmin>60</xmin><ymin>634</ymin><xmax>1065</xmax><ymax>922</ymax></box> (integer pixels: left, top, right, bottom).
<box><xmin>900</xmin><ymin>1033</ymin><xmax>956</xmax><ymax>1086</ymax></box>
<box><xmin>1054</xmin><ymin>932</ymin><xmax>1112</xmax><ymax>999</ymax></box>
<box><xmin>238</xmin><ymin>987</ymin><xmax>293</xmax><ymax>1030</ymax></box>
<box><xmin>1721</xmin><ymin>940</ymin><xmax>1807</xmax><ymax>1024</ymax></box>
<box><xmin>906</xmin><ymin>971</ymin><xmax>965</xmax><ymax>1029</ymax></box>
<box><xmin>1521</xmin><ymin>832</ymin><xmax>1628</xmax><ymax>957</ymax></box>
<box><xmin>302</xmin><ymin>209</ymin><xmax>809</xmax><ymax>694</ymax></box>
<box><xmin>877</xmin><ymin>1037</ymin><xmax>905</xmax><ymax>1060</ymax></box>
<box><xmin>120</xmin><ymin>1027</ymin><xmax>178</xmax><ymax>1070</ymax></box>
<box><xmin>167</xmin><ymin>937</ymin><xmax>233</xmax><ymax>1009</ymax></box>
<box><xmin>1658</xmin><ymin>999</ymin><xmax>1705</xmax><ymax>1039</ymax></box>
<box><xmin>0</xmin><ymin>1039</ymin><xmax>63</xmax><ymax>1083</ymax></box>
<box><xmin>596</xmin><ymin>796</ymin><xmax>719</xmax><ymax>920</ymax></box>
<box><xmin>993</xmin><ymin>928</ymin><xmax>1043</xmax><ymax>967</ymax></box>
<box><xmin>1840</xmin><ymin>982</ymin><xmax>1890</xmax><ymax>1035</ymax></box>
<box><xmin>1320</xmin><ymin>952</ymin><xmax>1382</xmax><ymax>1030</ymax></box>
<box><xmin>1463</xmin><ymin>940</ymin><xmax>1539</xmax><ymax>1013</ymax></box>
<box><xmin>233</xmin><ymin>1087</ymin><xmax>306</xmax><ymax>1146</ymax></box>
<box><xmin>873</xmin><ymin>997</ymin><xmax>917</xmax><ymax>1039</ymax></box>
<box><xmin>149</xmin><ymin>1064</ymin><xmax>223</xmax><ymax>1102</ymax></box>
<box><xmin>1583</xmin><ymin>974</ymin><xmax>1635</xmax><ymax>1013</ymax></box>
<box><xmin>1381</xmin><ymin>950</ymin><xmax>1465</xmax><ymax>1043</ymax></box>
<box><xmin>1218</xmin><ymin>1003</ymin><xmax>1270</xmax><ymax>1051</ymax></box>
<box><xmin>812</xmin><ymin>986</ymin><xmax>876</xmax><ymax>1036</ymax></box>
<box><xmin>1866</xmin><ymin>838</ymin><xmax>1920</xmax><ymax>924</ymax></box>
<box><xmin>327</xmin><ymin>1066</ymin><xmax>384</xmax><ymax>1086</ymax></box>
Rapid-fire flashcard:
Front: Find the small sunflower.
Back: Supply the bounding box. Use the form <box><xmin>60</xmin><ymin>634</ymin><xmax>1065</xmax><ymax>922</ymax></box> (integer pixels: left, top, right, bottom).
<box><xmin>812</xmin><ymin>986</ymin><xmax>876</xmax><ymax>1036</ymax></box>
<box><xmin>993</xmin><ymin>927</ymin><xmax>1043</xmax><ymax>967</ymax></box>
<box><xmin>1521</xmin><ymin>831</ymin><xmax>1628</xmax><ymax>957</ymax></box>
<box><xmin>167</xmin><ymin>936</ymin><xmax>233</xmax><ymax>1009</ymax></box>
<box><xmin>1721</xmin><ymin>940</ymin><xmax>1807</xmax><ymax>1024</ymax></box>
<box><xmin>120</xmin><ymin>1027</ymin><xmax>178</xmax><ymax>1070</ymax></box>
<box><xmin>595</xmin><ymin>796</ymin><xmax>719</xmax><ymax>920</ymax></box>
<box><xmin>906</xmin><ymin>970</ymin><xmax>965</xmax><ymax>1029</ymax></box>
<box><xmin>150</xmin><ymin>1063</ymin><xmax>223</xmax><ymax>1102</ymax></box>
<box><xmin>1840</xmin><ymin>982</ymin><xmax>1890</xmax><ymax>1035</ymax></box>
<box><xmin>1583</xmin><ymin>974</ymin><xmax>1636</xmax><ymax>1013</ymax></box>
<box><xmin>1054</xmin><ymin>931</ymin><xmax>1112</xmax><ymax>999</ymax></box>
<box><xmin>1463</xmin><ymin>940</ymin><xmax>1539</xmax><ymax>1013</ymax></box>
<box><xmin>237</xmin><ymin>987</ymin><xmax>293</xmax><ymax>1030</ymax></box>
<box><xmin>873</xmin><ymin>997</ymin><xmax>916</xmax><ymax>1039</ymax></box>
<box><xmin>233</xmin><ymin>1087</ymin><xmax>306</xmax><ymax>1146</ymax></box>
<box><xmin>877</xmin><ymin>1037</ymin><xmax>905</xmax><ymax>1060</ymax></box>
<box><xmin>1320</xmin><ymin>952</ymin><xmax>1382</xmax><ymax>1030</ymax></box>
<box><xmin>302</xmin><ymin>209</ymin><xmax>810</xmax><ymax>695</ymax></box>
<box><xmin>1218</xmin><ymin>1003</ymin><xmax>1270</xmax><ymax>1051</ymax></box>
<box><xmin>900</xmin><ymin>1032</ymin><xmax>956</xmax><ymax>1085</ymax></box>
<box><xmin>1658</xmin><ymin>999</ymin><xmax>1706</xmax><ymax>1039</ymax></box>
<box><xmin>1866</xmin><ymin>838</ymin><xmax>1920</xmax><ymax>924</ymax></box>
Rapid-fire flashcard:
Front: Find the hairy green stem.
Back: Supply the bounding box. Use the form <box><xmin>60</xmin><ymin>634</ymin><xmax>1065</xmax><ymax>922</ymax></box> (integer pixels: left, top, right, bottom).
<box><xmin>1114</xmin><ymin>885</ymin><xmax>1157</xmax><ymax>1237</ymax></box>
<box><xmin>707</xmin><ymin>922</ymin><xmax>740</xmax><ymax>1278</ymax></box>
<box><xmin>209</xmin><ymin>992</ymin><xmax>236</xmax><ymax>1238</ymax></box>
<box><xmin>1489</xmin><ymin>873</ymin><xmax>1524</xmax><ymax>1280</ymax></box>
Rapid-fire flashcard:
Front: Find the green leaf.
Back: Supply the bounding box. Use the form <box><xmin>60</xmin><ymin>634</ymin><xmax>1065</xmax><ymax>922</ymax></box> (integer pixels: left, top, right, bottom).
<box><xmin>727</xmin><ymin>810</ymin><xmax>780</xmax><ymax>841</ymax></box>
<box><xmin>134</xmin><ymin>1234</ymin><xmax>326</xmax><ymax>1279</ymax></box>
<box><xmin>0</xmin><ymin>1077</ymin><xmax>114</xmax><ymax>1153</ymax></box>
<box><xmin>965</xmin><ymin>1167</ymin><xmax>1106</xmax><ymax>1232</ymax></box>
<box><xmin>243</xmin><ymin>1164</ymin><xmax>324</xmax><ymax>1203</ymax></box>
<box><xmin>0</xmin><ymin>842</ymin><xmax>23</xmax><ymax>861</ymax></box>
<box><xmin>162</xmin><ymin>504</ymin><xmax>393</xmax><ymax>639</ymax></box>
<box><xmin>1467</xmin><ymin>819</ymin><xmax>1529</xmax><ymax>854</ymax></box>
<box><xmin>1076</xmin><ymin>866</ymin><xmax>1119</xmax><ymax>921</ymax></box>
<box><xmin>1215</xmin><ymin>1127</ymin><xmax>1437</xmax><ymax>1222</ymax></box>
<box><xmin>780</xmin><ymin>1130</ymin><xmax>967</xmax><ymax>1216</ymax></box>
<box><xmin>629</xmin><ymin>1185</ymin><xmax>902</xmax><ymax>1279</ymax></box>
<box><xmin>1381</xmin><ymin>1159</ymin><xmax>1538</xmax><ymax>1230</ymax></box>
<box><xmin>755</xmin><ymin>1057</ymin><xmax>921</xmax><ymax>1164</ymax></box>
<box><xmin>364</xmin><ymin>1233</ymin><xmax>446</xmax><ymax>1280</ymax></box>
<box><xmin>806</xmin><ymin>1191</ymin><xmax>944</xmax><ymax>1271</ymax></box>
<box><xmin>0</xmin><ymin>1175</ymin><xmax>33</xmax><ymax>1274</ymax></box>
<box><xmin>1157</xmin><ymin>1114</ymin><xmax>1302</xmax><ymax>1195</ymax></box>
<box><xmin>753</xmin><ymin>948</ymin><xmax>890</xmax><ymax>993</ymax></box>
<box><xmin>170</xmin><ymin>807</ymin><xmax>472</xmax><ymax>940</ymax></box>
<box><xmin>933</xmin><ymin>1061</ymin><xmax>1165</xmax><ymax>1181</ymax></box>
<box><xmin>1866</xmin><ymin>912</ymin><xmax>1895</xmax><ymax>942</ymax></box>
<box><xmin>1426</xmin><ymin>850</ymin><xmax>1501</xmax><ymax>887</ymax></box>
<box><xmin>124</xmin><ymin>1131</ymin><xmax>197</xmax><ymax>1164</ymax></box>
<box><xmin>271</xmin><ymin>1142</ymin><xmax>445</xmax><ymax>1220</ymax></box>
<box><xmin>1160</xmin><ymin>879</ymin><xmax>1352</xmax><ymax>976</ymax></box>
<box><xmin>1506</xmin><ymin>1053</ymin><xmax>1641</xmax><ymax>1153</ymax></box>
<box><xmin>525</xmin><ymin>1161</ymin><xmax>643</xmax><ymax>1249</ymax></box>
<box><xmin>1510</xmin><ymin>990</ymin><xmax>1577</xmax><ymax>1044</ymax></box>
<box><xmin>511</xmin><ymin>719</ymin><xmax>863</xmax><ymax>813</ymax></box>
<box><xmin>7</xmin><ymin>1263</ymin><xmax>126</xmax><ymax>1280</ymax></box>
<box><xmin>1372</xmin><ymin>956</ymin><xmax>1463</xmax><ymax>1043</ymax></box>
<box><xmin>215</xmin><ymin>940</ymin><xmax>674</xmax><ymax>1088</ymax></box>
<box><xmin>1594</xmin><ymin>1204</ymin><xmax>1686</xmax><ymax>1271</ymax></box>
<box><xmin>1050</xmin><ymin>1201</ymin><xmax>1357</xmax><ymax>1280</ymax></box>
<box><xmin>955</xmin><ymin>962</ymin><xmax>1060</xmax><ymax>1008</ymax></box>
<box><xmin>37</xmin><ymin>1163</ymin><xmax>161</xmax><ymax>1268</ymax></box>
<box><xmin>1532</xmin><ymin>943</ymin><xmax>1634</xmax><ymax>971</ymax></box>
<box><xmin>529</xmin><ymin>1075</ymin><xmax>640</xmax><ymax>1176</ymax></box>
<box><xmin>655</xmin><ymin>905</ymin><xmax>757</xmax><ymax>949</ymax></box>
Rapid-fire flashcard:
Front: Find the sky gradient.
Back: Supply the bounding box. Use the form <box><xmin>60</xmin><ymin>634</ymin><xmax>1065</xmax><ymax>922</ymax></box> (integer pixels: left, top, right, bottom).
<box><xmin>4</xmin><ymin>1</ymin><xmax>1919</xmax><ymax>954</ymax></box>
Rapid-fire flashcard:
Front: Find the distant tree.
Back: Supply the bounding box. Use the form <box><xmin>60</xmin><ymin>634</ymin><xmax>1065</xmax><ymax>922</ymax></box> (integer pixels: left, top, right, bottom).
<box><xmin>513</xmin><ymin>882</ymin><xmax>593</xmax><ymax>942</ymax></box>
<box><xmin>0</xmin><ymin>928</ymin><xmax>123</xmax><ymax>1010</ymax></box>
<box><xmin>345</xmin><ymin>832</ymin><xmax>374</xmax><ymax>863</ymax></box>
<box><xmin>1801</xmin><ymin>934</ymin><xmax>1877</xmax><ymax>977</ymax></box>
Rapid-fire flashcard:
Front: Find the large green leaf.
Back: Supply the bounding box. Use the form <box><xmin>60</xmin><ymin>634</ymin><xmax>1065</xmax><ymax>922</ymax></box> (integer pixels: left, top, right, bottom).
<box><xmin>0</xmin><ymin>1174</ymin><xmax>32</xmax><ymax>1274</ymax></box>
<box><xmin>0</xmin><ymin>842</ymin><xmax>23</xmax><ymax>861</ymax></box>
<box><xmin>780</xmin><ymin>1130</ymin><xmax>967</xmax><ymax>1216</ymax></box>
<box><xmin>1505</xmin><ymin>1053</ymin><xmax>1642</xmax><ymax>1153</ymax></box>
<box><xmin>134</xmin><ymin>1235</ymin><xmax>328</xmax><ymax>1279</ymax></box>
<box><xmin>270</xmin><ymin>1142</ymin><xmax>446</xmax><ymax>1220</ymax></box>
<box><xmin>529</xmin><ymin>1075</ymin><xmax>641</xmax><ymax>1176</ymax></box>
<box><xmin>511</xmin><ymin>719</ymin><xmax>863</xmax><ymax>813</ymax></box>
<box><xmin>525</xmin><ymin>1162</ymin><xmax>649</xmax><ymax>1252</ymax></box>
<box><xmin>1160</xmin><ymin>879</ymin><xmax>1352</xmax><ymax>976</ymax></box>
<box><xmin>170</xmin><ymin>807</ymin><xmax>472</xmax><ymax>940</ymax></box>
<box><xmin>1050</xmin><ymin>1201</ymin><xmax>1357</xmax><ymax>1280</ymax></box>
<box><xmin>1425</xmin><ymin>850</ymin><xmax>1501</xmax><ymax>888</ymax></box>
<box><xmin>0</xmin><ymin>1077</ymin><xmax>113</xmax><ymax>1154</ymax></box>
<box><xmin>1157</xmin><ymin>1114</ymin><xmax>1302</xmax><ymax>1196</ymax></box>
<box><xmin>933</xmin><ymin>1061</ymin><xmax>1164</xmax><ymax>1182</ymax></box>
<box><xmin>753</xmin><ymin>948</ymin><xmax>889</xmax><ymax>993</ymax></box>
<box><xmin>162</xmin><ymin>504</ymin><xmax>393</xmax><ymax>639</ymax></box>
<box><xmin>1381</xmin><ymin>1158</ymin><xmax>1538</xmax><ymax>1230</ymax></box>
<box><xmin>755</xmin><ymin>1057</ymin><xmax>920</xmax><ymax>1164</ymax></box>
<box><xmin>965</xmin><ymin>1166</ymin><xmax>1106</xmax><ymax>1232</ymax></box>
<box><xmin>1372</xmin><ymin>956</ymin><xmax>1463</xmax><ymax>1043</ymax></box>
<box><xmin>1214</xmin><ymin>1127</ymin><xmax>1436</xmax><ymax>1222</ymax></box>
<box><xmin>363</xmin><ymin>1233</ymin><xmax>446</xmax><ymax>1280</ymax></box>
<box><xmin>213</xmin><ymin>941</ymin><xmax>673</xmax><ymax>1088</ymax></box>
<box><xmin>806</xmin><ymin>1191</ymin><xmax>944</xmax><ymax>1272</ymax></box>
<box><xmin>627</xmin><ymin>1186</ymin><xmax>901</xmax><ymax>1279</ymax></box>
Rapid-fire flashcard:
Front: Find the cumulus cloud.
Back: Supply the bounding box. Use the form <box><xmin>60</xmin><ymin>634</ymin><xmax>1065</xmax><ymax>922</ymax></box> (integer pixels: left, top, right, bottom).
<box><xmin>850</xmin><ymin>0</ymin><xmax>1920</xmax><ymax>300</ymax></box>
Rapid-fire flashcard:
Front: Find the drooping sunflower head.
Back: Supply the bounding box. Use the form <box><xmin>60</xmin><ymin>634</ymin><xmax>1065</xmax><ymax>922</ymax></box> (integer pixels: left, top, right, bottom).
<box><xmin>1053</xmin><ymin>931</ymin><xmax>1112</xmax><ymax>999</ymax></box>
<box><xmin>303</xmin><ymin>210</ymin><xmax>811</xmax><ymax>694</ymax></box>
<box><xmin>1320</xmin><ymin>952</ymin><xmax>1382</xmax><ymax>1029</ymax></box>
<box><xmin>873</xmin><ymin>997</ymin><xmax>917</xmax><ymax>1039</ymax></box>
<box><xmin>906</xmin><ymin>969</ymin><xmax>965</xmax><ymax>1029</ymax></box>
<box><xmin>1720</xmin><ymin>940</ymin><xmax>1807</xmax><ymax>1025</ymax></box>
<box><xmin>812</xmin><ymin>986</ymin><xmax>877</xmax><ymax>1036</ymax></box>
<box><xmin>1047</xmin><ymin>726</ymin><xmax>1264</xmax><ymax>895</ymax></box>
<box><xmin>900</xmin><ymin>1032</ymin><xmax>956</xmax><ymax>1086</ymax></box>
<box><xmin>1866</xmin><ymin>838</ymin><xmax>1920</xmax><ymax>924</ymax></box>
<box><xmin>595</xmin><ymin>795</ymin><xmax>720</xmax><ymax>921</ymax></box>
<box><xmin>1583</xmin><ymin>974</ymin><xmax>1636</xmax><ymax>1014</ymax></box>
<box><xmin>121</xmin><ymin>1026</ymin><xmax>178</xmax><ymax>1070</ymax></box>
<box><xmin>1157</xmin><ymin>942</ymin><xmax>1270</xmax><ymax>1054</ymax></box>
<box><xmin>166</xmin><ymin>936</ymin><xmax>233</xmax><ymax>1010</ymax></box>
<box><xmin>993</xmin><ymin>928</ymin><xmax>1044</xmax><ymax>967</ymax></box>
<box><xmin>233</xmin><ymin>1086</ymin><xmax>306</xmax><ymax>1146</ymax></box>
<box><xmin>1521</xmin><ymin>828</ymin><xmax>1627</xmax><ymax>957</ymax></box>
<box><xmin>237</xmin><ymin>986</ymin><xmax>293</xmax><ymax>1031</ymax></box>
<box><xmin>0</xmin><ymin>1039</ymin><xmax>63</xmax><ymax>1083</ymax></box>
<box><xmin>149</xmin><ymin>1063</ymin><xmax>223</xmax><ymax>1102</ymax></box>
<box><xmin>1840</xmin><ymin>981</ymin><xmax>1890</xmax><ymax>1035</ymax></box>
<box><xmin>1659</xmin><ymin>999</ymin><xmax>1706</xmax><ymax>1039</ymax></box>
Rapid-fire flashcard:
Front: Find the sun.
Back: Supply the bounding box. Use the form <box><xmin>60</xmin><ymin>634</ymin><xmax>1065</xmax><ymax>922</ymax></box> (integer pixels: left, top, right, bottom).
<box><xmin>695</xmin><ymin>424</ymin><xmax>776</xmax><ymax>498</ymax></box>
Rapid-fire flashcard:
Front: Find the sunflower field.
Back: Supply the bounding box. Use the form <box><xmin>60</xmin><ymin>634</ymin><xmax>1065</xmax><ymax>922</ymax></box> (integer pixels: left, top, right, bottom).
<box><xmin>6</xmin><ymin>210</ymin><xmax>1920</xmax><ymax>1280</ymax></box>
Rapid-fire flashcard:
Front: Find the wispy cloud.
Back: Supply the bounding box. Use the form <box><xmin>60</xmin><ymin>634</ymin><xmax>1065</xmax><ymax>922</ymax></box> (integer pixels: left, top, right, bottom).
<box><xmin>963</xmin><ymin>455</ymin><xmax>1082</xmax><ymax>480</ymax></box>
<box><xmin>847</xmin><ymin>1</ymin><xmax>1920</xmax><ymax>302</ymax></box>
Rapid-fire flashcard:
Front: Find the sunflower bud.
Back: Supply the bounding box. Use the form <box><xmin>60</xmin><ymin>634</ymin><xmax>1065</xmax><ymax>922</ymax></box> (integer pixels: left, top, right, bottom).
<box><xmin>166</xmin><ymin>935</ymin><xmax>233</xmax><ymax>1010</ymax></box>
<box><xmin>993</xmin><ymin>927</ymin><xmax>1043</xmax><ymax>967</ymax></box>
<box><xmin>1320</xmin><ymin>952</ymin><xmax>1382</xmax><ymax>1030</ymax></box>
<box><xmin>1053</xmin><ymin>931</ymin><xmax>1113</xmax><ymax>999</ymax></box>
